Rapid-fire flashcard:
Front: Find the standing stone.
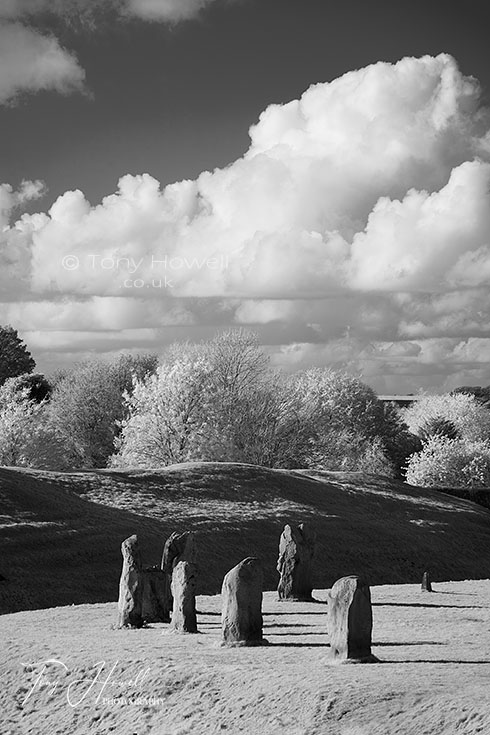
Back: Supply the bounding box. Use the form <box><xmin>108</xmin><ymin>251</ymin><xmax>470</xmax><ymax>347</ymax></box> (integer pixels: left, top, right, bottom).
<box><xmin>170</xmin><ymin>561</ymin><xmax>198</xmax><ymax>633</ymax></box>
<box><xmin>117</xmin><ymin>535</ymin><xmax>143</xmax><ymax>629</ymax></box>
<box><xmin>327</xmin><ymin>575</ymin><xmax>378</xmax><ymax>663</ymax></box>
<box><xmin>277</xmin><ymin>523</ymin><xmax>315</xmax><ymax>601</ymax></box>
<box><xmin>141</xmin><ymin>566</ymin><xmax>171</xmax><ymax>623</ymax></box>
<box><xmin>161</xmin><ymin>531</ymin><xmax>197</xmax><ymax>613</ymax></box>
<box><xmin>221</xmin><ymin>557</ymin><xmax>267</xmax><ymax>646</ymax></box>
<box><xmin>421</xmin><ymin>571</ymin><xmax>433</xmax><ymax>592</ymax></box>
<box><xmin>161</xmin><ymin>531</ymin><xmax>196</xmax><ymax>572</ymax></box>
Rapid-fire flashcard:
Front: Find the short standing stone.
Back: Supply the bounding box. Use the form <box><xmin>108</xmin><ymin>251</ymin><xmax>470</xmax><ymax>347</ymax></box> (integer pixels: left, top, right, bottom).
<box><xmin>141</xmin><ymin>566</ymin><xmax>171</xmax><ymax>623</ymax></box>
<box><xmin>117</xmin><ymin>534</ymin><xmax>143</xmax><ymax>628</ymax></box>
<box><xmin>327</xmin><ymin>575</ymin><xmax>378</xmax><ymax>663</ymax></box>
<box><xmin>221</xmin><ymin>557</ymin><xmax>266</xmax><ymax>646</ymax></box>
<box><xmin>277</xmin><ymin>523</ymin><xmax>315</xmax><ymax>601</ymax></box>
<box><xmin>421</xmin><ymin>571</ymin><xmax>433</xmax><ymax>592</ymax></box>
<box><xmin>170</xmin><ymin>561</ymin><xmax>198</xmax><ymax>633</ymax></box>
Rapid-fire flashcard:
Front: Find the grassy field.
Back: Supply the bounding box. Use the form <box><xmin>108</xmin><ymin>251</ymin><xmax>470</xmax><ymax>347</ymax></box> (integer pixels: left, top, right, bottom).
<box><xmin>1</xmin><ymin>580</ymin><xmax>489</xmax><ymax>735</ymax></box>
<box><xmin>1</xmin><ymin>462</ymin><xmax>490</xmax><ymax>614</ymax></box>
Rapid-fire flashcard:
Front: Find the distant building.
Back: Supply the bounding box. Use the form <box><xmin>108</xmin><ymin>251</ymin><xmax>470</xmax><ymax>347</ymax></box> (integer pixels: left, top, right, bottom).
<box><xmin>377</xmin><ymin>395</ymin><xmax>423</xmax><ymax>409</ymax></box>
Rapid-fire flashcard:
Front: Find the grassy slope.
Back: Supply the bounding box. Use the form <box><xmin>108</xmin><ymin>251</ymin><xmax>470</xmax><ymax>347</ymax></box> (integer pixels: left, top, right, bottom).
<box><xmin>1</xmin><ymin>462</ymin><xmax>490</xmax><ymax>614</ymax></box>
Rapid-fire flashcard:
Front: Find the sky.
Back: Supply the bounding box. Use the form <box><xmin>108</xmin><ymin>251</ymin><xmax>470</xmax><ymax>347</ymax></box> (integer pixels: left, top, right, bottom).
<box><xmin>1</xmin><ymin>0</ymin><xmax>490</xmax><ymax>393</ymax></box>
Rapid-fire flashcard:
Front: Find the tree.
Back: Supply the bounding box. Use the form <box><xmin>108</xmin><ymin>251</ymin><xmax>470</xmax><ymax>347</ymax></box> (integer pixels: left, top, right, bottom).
<box><xmin>112</xmin><ymin>335</ymin><xmax>309</xmax><ymax>469</ymax></box>
<box><xmin>41</xmin><ymin>354</ymin><xmax>160</xmax><ymax>469</ymax></box>
<box><xmin>418</xmin><ymin>416</ymin><xmax>459</xmax><ymax>443</ymax></box>
<box><xmin>289</xmin><ymin>368</ymin><xmax>411</xmax><ymax>475</ymax></box>
<box><xmin>113</xmin><ymin>353</ymin><xmax>159</xmax><ymax>396</ymax></box>
<box><xmin>112</xmin><ymin>348</ymin><xmax>220</xmax><ymax>467</ymax></box>
<box><xmin>403</xmin><ymin>393</ymin><xmax>490</xmax><ymax>444</ymax></box>
<box><xmin>47</xmin><ymin>360</ymin><xmax>124</xmax><ymax>468</ymax></box>
<box><xmin>217</xmin><ymin>372</ymin><xmax>312</xmax><ymax>468</ymax></box>
<box><xmin>0</xmin><ymin>381</ymin><xmax>37</xmax><ymax>466</ymax></box>
<box><xmin>202</xmin><ymin>329</ymin><xmax>278</xmax><ymax>462</ymax></box>
<box><xmin>0</xmin><ymin>326</ymin><xmax>35</xmax><ymax>386</ymax></box>
<box><xmin>452</xmin><ymin>386</ymin><xmax>490</xmax><ymax>409</ymax></box>
<box><xmin>7</xmin><ymin>372</ymin><xmax>52</xmax><ymax>403</ymax></box>
<box><xmin>406</xmin><ymin>436</ymin><xmax>490</xmax><ymax>489</ymax></box>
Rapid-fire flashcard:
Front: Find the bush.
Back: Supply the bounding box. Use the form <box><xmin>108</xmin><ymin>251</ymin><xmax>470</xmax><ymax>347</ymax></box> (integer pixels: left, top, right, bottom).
<box><xmin>306</xmin><ymin>429</ymin><xmax>396</xmax><ymax>476</ymax></box>
<box><xmin>405</xmin><ymin>436</ymin><xmax>490</xmax><ymax>488</ymax></box>
<box><xmin>404</xmin><ymin>393</ymin><xmax>490</xmax><ymax>443</ymax></box>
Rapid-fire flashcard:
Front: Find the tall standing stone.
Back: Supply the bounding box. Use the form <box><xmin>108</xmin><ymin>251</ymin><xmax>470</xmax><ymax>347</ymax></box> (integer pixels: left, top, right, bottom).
<box><xmin>327</xmin><ymin>575</ymin><xmax>378</xmax><ymax>663</ymax></box>
<box><xmin>277</xmin><ymin>523</ymin><xmax>315</xmax><ymax>601</ymax></box>
<box><xmin>170</xmin><ymin>561</ymin><xmax>198</xmax><ymax>633</ymax></box>
<box><xmin>141</xmin><ymin>566</ymin><xmax>171</xmax><ymax>623</ymax></box>
<box><xmin>221</xmin><ymin>557</ymin><xmax>267</xmax><ymax>646</ymax></box>
<box><xmin>117</xmin><ymin>534</ymin><xmax>143</xmax><ymax>629</ymax></box>
<box><xmin>421</xmin><ymin>571</ymin><xmax>433</xmax><ymax>592</ymax></box>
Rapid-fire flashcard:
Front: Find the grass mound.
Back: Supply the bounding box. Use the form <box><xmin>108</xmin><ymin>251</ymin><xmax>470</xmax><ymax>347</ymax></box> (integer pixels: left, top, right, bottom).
<box><xmin>1</xmin><ymin>462</ymin><xmax>490</xmax><ymax>613</ymax></box>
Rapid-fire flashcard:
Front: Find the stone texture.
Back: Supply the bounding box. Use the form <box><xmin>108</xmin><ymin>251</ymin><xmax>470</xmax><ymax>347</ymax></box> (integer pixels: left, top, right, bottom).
<box><xmin>421</xmin><ymin>571</ymin><xmax>433</xmax><ymax>592</ymax></box>
<box><xmin>141</xmin><ymin>566</ymin><xmax>171</xmax><ymax>623</ymax></box>
<box><xmin>170</xmin><ymin>561</ymin><xmax>198</xmax><ymax>633</ymax></box>
<box><xmin>117</xmin><ymin>534</ymin><xmax>143</xmax><ymax>628</ymax></box>
<box><xmin>161</xmin><ymin>531</ymin><xmax>196</xmax><ymax>573</ymax></box>
<box><xmin>221</xmin><ymin>557</ymin><xmax>267</xmax><ymax>646</ymax></box>
<box><xmin>161</xmin><ymin>531</ymin><xmax>197</xmax><ymax>614</ymax></box>
<box><xmin>327</xmin><ymin>575</ymin><xmax>378</xmax><ymax>663</ymax></box>
<box><xmin>277</xmin><ymin>523</ymin><xmax>315</xmax><ymax>601</ymax></box>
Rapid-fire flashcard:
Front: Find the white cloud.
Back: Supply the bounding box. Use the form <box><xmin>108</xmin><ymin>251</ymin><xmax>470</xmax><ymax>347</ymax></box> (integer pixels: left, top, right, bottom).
<box><xmin>4</xmin><ymin>53</ymin><xmax>490</xmax><ymax>390</ymax></box>
<box><xmin>0</xmin><ymin>22</ymin><xmax>85</xmax><ymax>104</ymax></box>
<box><xmin>0</xmin><ymin>0</ymin><xmax>222</xmax><ymax>24</ymax></box>
<box><xmin>125</xmin><ymin>0</ymin><xmax>217</xmax><ymax>22</ymax></box>
<box><xmin>0</xmin><ymin>0</ymin><xmax>224</xmax><ymax>110</ymax></box>
<box><xmin>0</xmin><ymin>1</ymin><xmax>50</xmax><ymax>19</ymax></box>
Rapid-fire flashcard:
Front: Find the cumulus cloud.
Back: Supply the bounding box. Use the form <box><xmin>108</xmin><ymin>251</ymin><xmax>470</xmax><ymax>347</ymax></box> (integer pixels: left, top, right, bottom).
<box><xmin>0</xmin><ymin>180</ymin><xmax>46</xmax><ymax>233</ymax></box>
<box><xmin>3</xmin><ymin>53</ymin><xmax>490</xmax><ymax>390</ymax></box>
<box><xmin>0</xmin><ymin>22</ymin><xmax>85</xmax><ymax>104</ymax></box>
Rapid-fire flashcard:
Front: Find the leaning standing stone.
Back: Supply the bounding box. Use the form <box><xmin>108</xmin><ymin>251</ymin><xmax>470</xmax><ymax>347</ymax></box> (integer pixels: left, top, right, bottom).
<box><xmin>170</xmin><ymin>561</ymin><xmax>198</xmax><ymax>633</ymax></box>
<box><xmin>277</xmin><ymin>523</ymin><xmax>315</xmax><ymax>601</ymax></box>
<box><xmin>421</xmin><ymin>571</ymin><xmax>433</xmax><ymax>592</ymax></box>
<box><xmin>141</xmin><ymin>566</ymin><xmax>171</xmax><ymax>623</ymax></box>
<box><xmin>327</xmin><ymin>575</ymin><xmax>378</xmax><ymax>663</ymax></box>
<box><xmin>221</xmin><ymin>557</ymin><xmax>267</xmax><ymax>646</ymax></box>
<box><xmin>117</xmin><ymin>534</ymin><xmax>143</xmax><ymax>629</ymax></box>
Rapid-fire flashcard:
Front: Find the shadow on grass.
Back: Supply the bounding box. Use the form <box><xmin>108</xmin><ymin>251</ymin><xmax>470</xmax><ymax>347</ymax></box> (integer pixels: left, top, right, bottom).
<box><xmin>268</xmin><ymin>631</ymin><xmax>327</xmax><ymax>637</ymax></box>
<box><xmin>269</xmin><ymin>642</ymin><xmax>330</xmax><ymax>648</ymax></box>
<box><xmin>373</xmin><ymin>641</ymin><xmax>447</xmax><ymax>646</ymax></box>
<box><xmin>197</xmin><ymin>611</ymin><xmax>221</xmax><ymax>616</ymax></box>
<box><xmin>373</xmin><ymin>603</ymin><xmax>486</xmax><ymax>609</ymax></box>
<box><xmin>263</xmin><ymin>611</ymin><xmax>327</xmax><ymax>616</ymax></box>
<box><xmin>264</xmin><ymin>622</ymin><xmax>316</xmax><ymax>629</ymax></box>
<box><xmin>382</xmin><ymin>659</ymin><xmax>490</xmax><ymax>665</ymax></box>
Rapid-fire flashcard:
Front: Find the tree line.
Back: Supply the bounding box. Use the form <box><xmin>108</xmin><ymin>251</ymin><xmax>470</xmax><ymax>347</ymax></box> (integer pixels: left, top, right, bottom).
<box><xmin>1</xmin><ymin>325</ymin><xmax>490</xmax><ymax>487</ymax></box>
